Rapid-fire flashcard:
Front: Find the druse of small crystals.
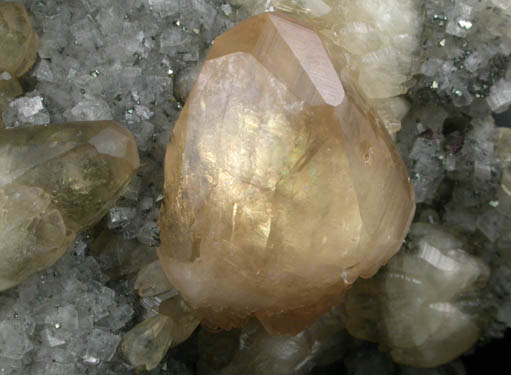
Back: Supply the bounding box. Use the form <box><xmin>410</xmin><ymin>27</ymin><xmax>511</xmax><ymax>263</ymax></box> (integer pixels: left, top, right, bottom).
<box><xmin>345</xmin><ymin>223</ymin><xmax>490</xmax><ymax>368</ymax></box>
<box><xmin>0</xmin><ymin>122</ymin><xmax>139</xmax><ymax>290</ymax></box>
<box><xmin>159</xmin><ymin>12</ymin><xmax>415</xmax><ymax>335</ymax></box>
<box><xmin>232</xmin><ymin>0</ymin><xmax>423</xmax><ymax>135</ymax></box>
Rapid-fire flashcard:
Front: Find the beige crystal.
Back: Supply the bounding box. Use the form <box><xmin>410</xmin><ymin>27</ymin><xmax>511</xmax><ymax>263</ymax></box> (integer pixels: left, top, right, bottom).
<box><xmin>0</xmin><ymin>122</ymin><xmax>139</xmax><ymax>290</ymax></box>
<box><xmin>345</xmin><ymin>223</ymin><xmax>490</xmax><ymax>367</ymax></box>
<box><xmin>0</xmin><ymin>2</ymin><xmax>39</xmax><ymax>77</ymax></box>
<box><xmin>231</xmin><ymin>0</ymin><xmax>423</xmax><ymax>135</ymax></box>
<box><xmin>159</xmin><ymin>13</ymin><xmax>415</xmax><ymax>335</ymax></box>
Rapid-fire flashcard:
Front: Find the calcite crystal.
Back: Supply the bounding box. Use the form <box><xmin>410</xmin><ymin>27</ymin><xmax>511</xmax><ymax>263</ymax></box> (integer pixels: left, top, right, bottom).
<box><xmin>0</xmin><ymin>122</ymin><xmax>139</xmax><ymax>290</ymax></box>
<box><xmin>159</xmin><ymin>13</ymin><xmax>415</xmax><ymax>335</ymax></box>
<box><xmin>345</xmin><ymin>223</ymin><xmax>490</xmax><ymax>367</ymax></box>
<box><xmin>0</xmin><ymin>2</ymin><xmax>39</xmax><ymax>77</ymax></box>
<box><xmin>231</xmin><ymin>0</ymin><xmax>423</xmax><ymax>134</ymax></box>
<box><xmin>119</xmin><ymin>295</ymin><xmax>201</xmax><ymax>371</ymax></box>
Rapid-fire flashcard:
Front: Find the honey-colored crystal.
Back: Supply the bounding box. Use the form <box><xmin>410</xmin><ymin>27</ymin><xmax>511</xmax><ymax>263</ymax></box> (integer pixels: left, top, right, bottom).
<box><xmin>159</xmin><ymin>13</ymin><xmax>415</xmax><ymax>335</ymax></box>
<box><xmin>0</xmin><ymin>2</ymin><xmax>39</xmax><ymax>77</ymax></box>
<box><xmin>0</xmin><ymin>122</ymin><xmax>139</xmax><ymax>290</ymax></box>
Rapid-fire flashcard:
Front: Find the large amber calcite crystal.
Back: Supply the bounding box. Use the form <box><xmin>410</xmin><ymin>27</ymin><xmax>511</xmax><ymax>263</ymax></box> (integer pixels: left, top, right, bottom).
<box><xmin>0</xmin><ymin>2</ymin><xmax>39</xmax><ymax>77</ymax></box>
<box><xmin>0</xmin><ymin>122</ymin><xmax>139</xmax><ymax>290</ymax></box>
<box><xmin>159</xmin><ymin>13</ymin><xmax>415</xmax><ymax>335</ymax></box>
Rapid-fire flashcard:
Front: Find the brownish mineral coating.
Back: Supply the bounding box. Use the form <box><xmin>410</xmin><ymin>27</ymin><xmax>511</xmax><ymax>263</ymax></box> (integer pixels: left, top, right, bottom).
<box><xmin>159</xmin><ymin>13</ymin><xmax>415</xmax><ymax>335</ymax></box>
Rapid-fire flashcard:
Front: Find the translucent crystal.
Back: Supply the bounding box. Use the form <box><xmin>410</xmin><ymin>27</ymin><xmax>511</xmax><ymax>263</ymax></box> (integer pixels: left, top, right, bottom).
<box><xmin>119</xmin><ymin>295</ymin><xmax>200</xmax><ymax>371</ymax></box>
<box><xmin>0</xmin><ymin>121</ymin><xmax>139</xmax><ymax>290</ymax></box>
<box><xmin>345</xmin><ymin>223</ymin><xmax>490</xmax><ymax>367</ymax></box>
<box><xmin>231</xmin><ymin>0</ymin><xmax>423</xmax><ymax>134</ymax></box>
<box><xmin>0</xmin><ymin>3</ymin><xmax>39</xmax><ymax>77</ymax></box>
<box><xmin>159</xmin><ymin>13</ymin><xmax>415</xmax><ymax>335</ymax></box>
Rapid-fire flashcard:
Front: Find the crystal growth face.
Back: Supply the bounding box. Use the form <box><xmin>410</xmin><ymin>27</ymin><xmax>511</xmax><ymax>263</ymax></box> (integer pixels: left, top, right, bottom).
<box><xmin>0</xmin><ymin>122</ymin><xmax>139</xmax><ymax>290</ymax></box>
<box><xmin>231</xmin><ymin>0</ymin><xmax>423</xmax><ymax>135</ymax></box>
<box><xmin>159</xmin><ymin>13</ymin><xmax>415</xmax><ymax>335</ymax></box>
<box><xmin>345</xmin><ymin>223</ymin><xmax>490</xmax><ymax>367</ymax></box>
<box><xmin>0</xmin><ymin>2</ymin><xmax>39</xmax><ymax>77</ymax></box>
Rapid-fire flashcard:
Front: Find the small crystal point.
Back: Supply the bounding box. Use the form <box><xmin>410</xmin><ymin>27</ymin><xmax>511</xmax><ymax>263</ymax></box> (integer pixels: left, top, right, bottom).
<box><xmin>159</xmin><ymin>12</ymin><xmax>415</xmax><ymax>335</ymax></box>
<box><xmin>0</xmin><ymin>121</ymin><xmax>139</xmax><ymax>290</ymax></box>
<box><xmin>120</xmin><ymin>295</ymin><xmax>200</xmax><ymax>371</ymax></box>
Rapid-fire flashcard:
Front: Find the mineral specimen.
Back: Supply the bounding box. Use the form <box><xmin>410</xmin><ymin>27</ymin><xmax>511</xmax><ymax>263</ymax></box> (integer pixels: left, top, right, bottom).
<box><xmin>159</xmin><ymin>12</ymin><xmax>415</xmax><ymax>335</ymax></box>
<box><xmin>345</xmin><ymin>223</ymin><xmax>490</xmax><ymax>367</ymax></box>
<box><xmin>0</xmin><ymin>2</ymin><xmax>39</xmax><ymax>77</ymax></box>
<box><xmin>0</xmin><ymin>121</ymin><xmax>139</xmax><ymax>290</ymax></box>
<box><xmin>120</xmin><ymin>295</ymin><xmax>200</xmax><ymax>371</ymax></box>
<box><xmin>231</xmin><ymin>0</ymin><xmax>423</xmax><ymax>134</ymax></box>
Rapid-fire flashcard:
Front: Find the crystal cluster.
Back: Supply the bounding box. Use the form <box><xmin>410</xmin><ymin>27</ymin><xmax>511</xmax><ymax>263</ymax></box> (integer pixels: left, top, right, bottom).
<box><xmin>231</xmin><ymin>0</ymin><xmax>423</xmax><ymax>135</ymax></box>
<box><xmin>0</xmin><ymin>122</ymin><xmax>139</xmax><ymax>290</ymax></box>
<box><xmin>410</xmin><ymin>0</ymin><xmax>511</xmax><ymax>113</ymax></box>
<box><xmin>345</xmin><ymin>223</ymin><xmax>490</xmax><ymax>367</ymax></box>
<box><xmin>159</xmin><ymin>12</ymin><xmax>415</xmax><ymax>335</ymax></box>
<box><xmin>0</xmin><ymin>238</ymin><xmax>135</xmax><ymax>375</ymax></box>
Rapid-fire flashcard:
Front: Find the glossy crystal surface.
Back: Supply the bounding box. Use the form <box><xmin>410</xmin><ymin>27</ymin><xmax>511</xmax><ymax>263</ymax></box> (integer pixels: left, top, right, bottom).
<box><xmin>159</xmin><ymin>13</ymin><xmax>415</xmax><ymax>334</ymax></box>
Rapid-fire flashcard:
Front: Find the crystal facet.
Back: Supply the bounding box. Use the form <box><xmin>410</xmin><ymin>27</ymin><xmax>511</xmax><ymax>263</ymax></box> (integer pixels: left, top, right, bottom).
<box><xmin>159</xmin><ymin>13</ymin><xmax>415</xmax><ymax>335</ymax></box>
<box><xmin>231</xmin><ymin>0</ymin><xmax>423</xmax><ymax>134</ymax></box>
<box><xmin>0</xmin><ymin>121</ymin><xmax>139</xmax><ymax>290</ymax></box>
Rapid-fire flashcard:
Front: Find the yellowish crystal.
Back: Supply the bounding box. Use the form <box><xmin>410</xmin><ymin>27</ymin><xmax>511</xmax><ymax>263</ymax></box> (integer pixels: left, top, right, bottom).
<box><xmin>345</xmin><ymin>223</ymin><xmax>490</xmax><ymax>367</ymax></box>
<box><xmin>0</xmin><ymin>121</ymin><xmax>139</xmax><ymax>290</ymax></box>
<box><xmin>159</xmin><ymin>13</ymin><xmax>415</xmax><ymax>335</ymax></box>
<box><xmin>0</xmin><ymin>2</ymin><xmax>39</xmax><ymax>77</ymax></box>
<box><xmin>119</xmin><ymin>295</ymin><xmax>200</xmax><ymax>371</ymax></box>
